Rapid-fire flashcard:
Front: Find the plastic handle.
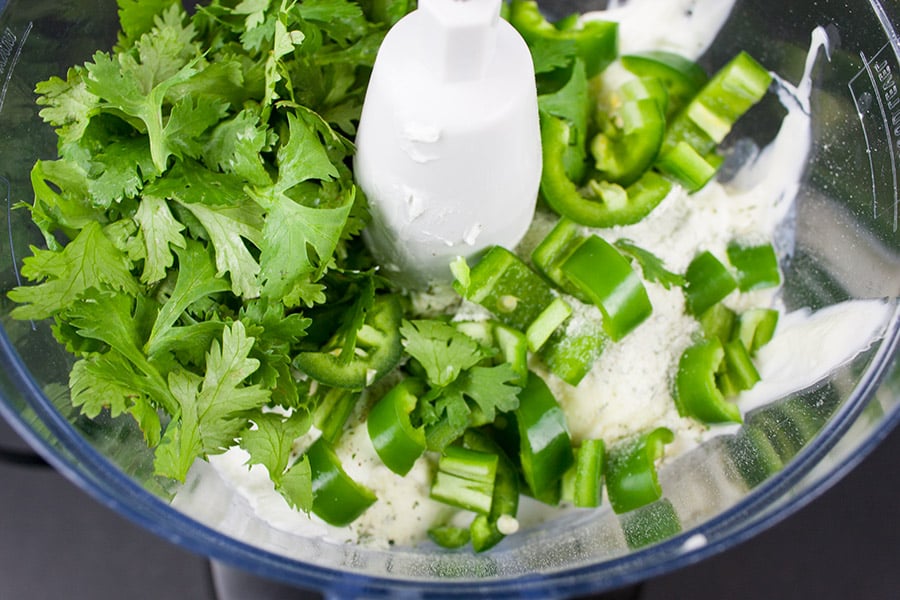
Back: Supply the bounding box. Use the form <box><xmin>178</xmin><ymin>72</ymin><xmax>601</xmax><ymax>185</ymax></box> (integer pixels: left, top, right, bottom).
<box><xmin>419</xmin><ymin>0</ymin><xmax>502</xmax><ymax>82</ymax></box>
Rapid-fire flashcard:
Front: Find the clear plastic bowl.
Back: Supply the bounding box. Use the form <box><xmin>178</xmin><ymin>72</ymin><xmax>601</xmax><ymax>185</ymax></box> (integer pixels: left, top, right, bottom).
<box><xmin>0</xmin><ymin>0</ymin><xmax>898</xmax><ymax>597</ymax></box>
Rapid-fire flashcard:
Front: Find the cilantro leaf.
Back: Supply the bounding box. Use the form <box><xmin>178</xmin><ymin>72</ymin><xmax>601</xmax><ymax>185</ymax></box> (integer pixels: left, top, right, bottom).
<box><xmin>84</xmin><ymin>5</ymin><xmax>202</xmax><ymax>173</ymax></box>
<box><xmin>444</xmin><ymin>364</ymin><xmax>522</xmax><ymax>423</ymax></box>
<box><xmin>538</xmin><ymin>58</ymin><xmax>590</xmax><ymax>139</ymax></box>
<box><xmin>240</xmin><ymin>410</ymin><xmax>311</xmax><ymax>482</ymax></box>
<box><xmin>400</xmin><ymin>320</ymin><xmax>489</xmax><ymax>387</ymax></box>
<box><xmin>115</xmin><ymin>0</ymin><xmax>182</xmax><ymax>50</ymax></box>
<box><xmin>28</xmin><ymin>159</ymin><xmax>107</xmax><ymax>248</ymax></box>
<box><xmin>296</xmin><ymin>0</ymin><xmax>369</xmax><ymax>46</ymax></box>
<box><xmin>528</xmin><ymin>36</ymin><xmax>578</xmax><ymax>75</ymax></box>
<box><xmin>69</xmin><ymin>351</ymin><xmax>163</xmax><ymax>447</ymax></box>
<box><xmin>87</xmin><ymin>137</ymin><xmax>156</xmax><ymax>208</ymax></box>
<box><xmin>615</xmin><ymin>239</ymin><xmax>685</xmax><ymax>290</ymax></box>
<box><xmin>163</xmin><ymin>95</ymin><xmax>230</xmax><ymax>161</ymax></box>
<box><xmin>70</xmin><ymin>351</ymin><xmax>141</xmax><ymax>419</ymax></box>
<box><xmin>63</xmin><ymin>289</ymin><xmax>176</xmax><ymax>412</ymax></box>
<box><xmin>275</xmin><ymin>111</ymin><xmax>340</xmax><ymax>191</ymax></box>
<box><xmin>172</xmin><ymin>194</ymin><xmax>265</xmax><ymax>299</ymax></box>
<box><xmin>278</xmin><ymin>455</ymin><xmax>313</xmax><ymax>512</ymax></box>
<box><xmin>256</xmin><ymin>186</ymin><xmax>354</xmax><ymax>305</ymax></box>
<box><xmin>154</xmin><ymin>321</ymin><xmax>271</xmax><ymax>481</ymax></box>
<box><xmin>203</xmin><ymin>108</ymin><xmax>272</xmax><ymax>186</ymax></box>
<box><xmin>9</xmin><ymin>222</ymin><xmax>140</xmax><ymax>320</ymax></box>
<box><xmin>133</xmin><ymin>195</ymin><xmax>186</xmax><ymax>284</ymax></box>
<box><xmin>146</xmin><ymin>240</ymin><xmax>230</xmax><ymax>355</ymax></box>
<box><xmin>34</xmin><ymin>67</ymin><xmax>100</xmax><ymax>148</ymax></box>
<box><xmin>153</xmin><ymin>369</ymin><xmax>205</xmax><ymax>481</ymax></box>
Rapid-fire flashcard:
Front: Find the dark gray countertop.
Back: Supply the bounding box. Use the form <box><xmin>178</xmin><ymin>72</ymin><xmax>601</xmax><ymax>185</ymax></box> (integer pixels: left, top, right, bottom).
<box><xmin>2</xmin><ymin>413</ymin><xmax>899</xmax><ymax>600</ymax></box>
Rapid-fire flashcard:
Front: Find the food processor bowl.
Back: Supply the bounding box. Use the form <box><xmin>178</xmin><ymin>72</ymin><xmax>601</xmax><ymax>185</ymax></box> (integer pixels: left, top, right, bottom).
<box><xmin>0</xmin><ymin>0</ymin><xmax>898</xmax><ymax>597</ymax></box>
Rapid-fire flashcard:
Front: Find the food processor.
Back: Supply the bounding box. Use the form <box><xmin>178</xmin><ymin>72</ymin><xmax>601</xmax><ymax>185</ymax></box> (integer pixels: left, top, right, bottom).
<box><xmin>0</xmin><ymin>0</ymin><xmax>898</xmax><ymax>598</ymax></box>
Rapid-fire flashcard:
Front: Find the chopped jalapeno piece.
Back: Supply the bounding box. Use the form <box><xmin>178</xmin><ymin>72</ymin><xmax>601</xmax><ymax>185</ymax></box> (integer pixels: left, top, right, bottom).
<box><xmin>737</xmin><ymin>308</ymin><xmax>779</xmax><ymax>354</ymax></box>
<box><xmin>727</xmin><ymin>242</ymin><xmax>782</xmax><ymax>291</ymax></box>
<box><xmin>674</xmin><ymin>338</ymin><xmax>742</xmax><ymax>424</ymax></box>
<box><xmin>367</xmin><ymin>378</ymin><xmax>427</xmax><ymax>476</ymax></box>
<box><xmin>526</xmin><ymin>296</ymin><xmax>573</xmax><ymax>352</ymax></box>
<box><xmin>683</xmin><ymin>251</ymin><xmax>737</xmax><ymax>316</ymax></box>
<box><xmin>508</xmin><ymin>0</ymin><xmax>618</xmax><ymax>78</ymax></box>
<box><xmin>294</xmin><ymin>294</ymin><xmax>404</xmax><ymax>389</ymax></box>
<box><xmin>464</xmin><ymin>429</ymin><xmax>520</xmax><ymax>552</ymax></box>
<box><xmin>657</xmin><ymin>51</ymin><xmax>772</xmax><ymax>191</ymax></box>
<box><xmin>562</xmin><ymin>438</ymin><xmax>605</xmax><ymax>508</ymax></box>
<box><xmin>561</xmin><ymin>234</ymin><xmax>653</xmax><ymax>341</ymax></box>
<box><xmin>540</xmin><ymin>113</ymin><xmax>673</xmax><ymax>228</ymax></box>
<box><xmin>621</xmin><ymin>50</ymin><xmax>709</xmax><ymax>117</ymax></box>
<box><xmin>430</xmin><ymin>446</ymin><xmax>499</xmax><ymax>515</ymax></box>
<box><xmin>606</xmin><ymin>427</ymin><xmax>674</xmax><ymax>514</ymax></box>
<box><xmin>307</xmin><ymin>438</ymin><xmax>377</xmax><ymax>527</ymax></box>
<box><xmin>458</xmin><ymin>246</ymin><xmax>556</xmax><ymax>332</ymax></box>
<box><xmin>515</xmin><ymin>373</ymin><xmax>574</xmax><ymax>501</ymax></box>
<box><xmin>591</xmin><ymin>96</ymin><xmax>666</xmax><ymax>187</ymax></box>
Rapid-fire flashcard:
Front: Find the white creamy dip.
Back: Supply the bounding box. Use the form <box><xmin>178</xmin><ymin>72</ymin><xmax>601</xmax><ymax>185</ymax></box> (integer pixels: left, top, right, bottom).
<box><xmin>172</xmin><ymin>4</ymin><xmax>894</xmax><ymax>550</ymax></box>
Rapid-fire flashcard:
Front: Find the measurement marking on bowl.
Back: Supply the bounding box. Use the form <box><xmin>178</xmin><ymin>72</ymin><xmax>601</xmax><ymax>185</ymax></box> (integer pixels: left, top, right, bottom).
<box><xmin>0</xmin><ymin>22</ymin><xmax>32</xmax><ymax>116</ymax></box>
<box><xmin>849</xmin><ymin>42</ymin><xmax>900</xmax><ymax>233</ymax></box>
<box><xmin>3</xmin><ymin>176</ymin><xmax>24</xmax><ymax>288</ymax></box>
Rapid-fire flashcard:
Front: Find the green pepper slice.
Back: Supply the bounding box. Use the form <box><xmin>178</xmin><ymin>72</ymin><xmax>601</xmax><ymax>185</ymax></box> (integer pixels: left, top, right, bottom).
<box><xmin>367</xmin><ymin>378</ymin><xmax>427</xmax><ymax>476</ymax></box>
<box><xmin>698</xmin><ymin>302</ymin><xmax>737</xmax><ymax>343</ymax></box>
<box><xmin>508</xmin><ymin>0</ymin><xmax>618</xmax><ymax>79</ymax></box>
<box><xmin>621</xmin><ymin>498</ymin><xmax>682</xmax><ymax>549</ymax></box>
<box><xmin>526</xmin><ymin>296</ymin><xmax>572</xmax><ymax>352</ymax></box>
<box><xmin>294</xmin><ymin>294</ymin><xmax>403</xmax><ymax>389</ymax></box>
<box><xmin>727</xmin><ymin>242</ymin><xmax>782</xmax><ymax>291</ymax></box>
<box><xmin>307</xmin><ymin>437</ymin><xmax>377</xmax><ymax>527</ymax></box>
<box><xmin>562</xmin><ymin>438</ymin><xmax>605</xmax><ymax>508</ymax></box>
<box><xmin>515</xmin><ymin>373</ymin><xmax>574</xmax><ymax>502</ymax></box>
<box><xmin>736</xmin><ymin>308</ymin><xmax>779</xmax><ymax>354</ymax></box>
<box><xmin>674</xmin><ymin>338</ymin><xmax>742</xmax><ymax>424</ymax></box>
<box><xmin>620</xmin><ymin>50</ymin><xmax>709</xmax><ymax>118</ymax></box>
<box><xmin>430</xmin><ymin>446</ymin><xmax>499</xmax><ymax>515</ymax></box>
<box><xmin>313</xmin><ymin>387</ymin><xmax>360</xmax><ymax>444</ymax></box>
<box><xmin>531</xmin><ymin>216</ymin><xmax>589</xmax><ymax>300</ymax></box>
<box><xmin>561</xmin><ymin>234</ymin><xmax>653</xmax><ymax>341</ymax></box>
<box><xmin>606</xmin><ymin>427</ymin><xmax>674</xmax><ymax>514</ymax></box>
<box><xmin>538</xmin><ymin>316</ymin><xmax>607</xmax><ymax>386</ymax></box>
<box><xmin>720</xmin><ymin>338</ymin><xmax>761</xmax><ymax>394</ymax></box>
<box><xmin>657</xmin><ymin>51</ymin><xmax>771</xmax><ymax>191</ymax></box>
<box><xmin>458</xmin><ymin>246</ymin><xmax>557</xmax><ymax>332</ymax></box>
<box><xmin>427</xmin><ymin>525</ymin><xmax>471</xmax><ymax>549</ymax></box>
<box><xmin>464</xmin><ymin>429</ymin><xmax>520</xmax><ymax>552</ymax></box>
<box><xmin>493</xmin><ymin>323</ymin><xmax>530</xmax><ymax>387</ymax></box>
<box><xmin>591</xmin><ymin>97</ymin><xmax>666</xmax><ymax>186</ymax></box>
<box><xmin>683</xmin><ymin>251</ymin><xmax>737</xmax><ymax>316</ymax></box>
<box><xmin>655</xmin><ymin>140</ymin><xmax>722</xmax><ymax>192</ymax></box>
<box><xmin>541</xmin><ymin>113</ymin><xmax>672</xmax><ymax>227</ymax></box>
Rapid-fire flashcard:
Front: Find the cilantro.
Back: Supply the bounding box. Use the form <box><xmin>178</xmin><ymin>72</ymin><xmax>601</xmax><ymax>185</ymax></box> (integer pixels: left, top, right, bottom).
<box><xmin>615</xmin><ymin>239</ymin><xmax>686</xmax><ymax>290</ymax></box>
<box><xmin>133</xmin><ymin>195</ymin><xmax>186</xmax><ymax>284</ymax></box>
<box><xmin>9</xmin><ymin>222</ymin><xmax>140</xmax><ymax>320</ymax></box>
<box><xmin>146</xmin><ymin>239</ymin><xmax>230</xmax><ymax>355</ymax></box>
<box><xmin>400</xmin><ymin>319</ymin><xmax>522</xmax><ymax>452</ymax></box>
<box><xmin>400</xmin><ymin>320</ymin><xmax>489</xmax><ymax>387</ymax></box>
<box><xmin>154</xmin><ymin>321</ymin><xmax>271</xmax><ymax>481</ymax></box>
<box><xmin>240</xmin><ymin>410</ymin><xmax>311</xmax><ymax>483</ymax></box>
<box><xmin>538</xmin><ymin>58</ymin><xmax>590</xmax><ymax>140</ymax></box>
<box><xmin>9</xmin><ymin>0</ymin><xmax>414</xmax><ymax>496</ymax></box>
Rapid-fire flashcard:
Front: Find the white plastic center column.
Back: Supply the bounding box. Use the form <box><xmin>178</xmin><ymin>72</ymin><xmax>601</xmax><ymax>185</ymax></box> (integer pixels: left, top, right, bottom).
<box><xmin>354</xmin><ymin>0</ymin><xmax>542</xmax><ymax>289</ymax></box>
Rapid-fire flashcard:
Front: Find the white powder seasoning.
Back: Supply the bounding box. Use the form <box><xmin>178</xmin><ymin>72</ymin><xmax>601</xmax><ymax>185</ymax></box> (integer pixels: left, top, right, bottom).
<box><xmin>540</xmin><ymin>282</ymin><xmax>705</xmax><ymax>451</ymax></box>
